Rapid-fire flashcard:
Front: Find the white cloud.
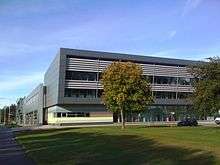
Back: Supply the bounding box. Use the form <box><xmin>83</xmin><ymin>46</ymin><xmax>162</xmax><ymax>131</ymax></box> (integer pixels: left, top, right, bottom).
<box><xmin>167</xmin><ymin>30</ymin><xmax>177</xmax><ymax>39</ymax></box>
<box><xmin>182</xmin><ymin>0</ymin><xmax>203</xmax><ymax>16</ymax></box>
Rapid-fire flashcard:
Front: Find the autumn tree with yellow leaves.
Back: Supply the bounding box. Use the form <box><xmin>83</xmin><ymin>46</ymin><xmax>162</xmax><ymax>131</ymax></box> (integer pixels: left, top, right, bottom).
<box><xmin>101</xmin><ymin>62</ymin><xmax>153</xmax><ymax>129</ymax></box>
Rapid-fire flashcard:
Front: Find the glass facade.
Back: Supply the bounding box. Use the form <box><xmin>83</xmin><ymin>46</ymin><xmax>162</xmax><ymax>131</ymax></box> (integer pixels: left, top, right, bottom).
<box><xmin>154</xmin><ymin>76</ymin><xmax>177</xmax><ymax>85</ymax></box>
<box><xmin>64</xmin><ymin>71</ymin><xmax>195</xmax><ymax>122</ymax></box>
<box><xmin>64</xmin><ymin>89</ymin><xmax>96</xmax><ymax>98</ymax></box>
<box><xmin>178</xmin><ymin>77</ymin><xmax>196</xmax><ymax>86</ymax></box>
<box><xmin>65</xmin><ymin>71</ymin><xmax>195</xmax><ymax>87</ymax></box>
<box><xmin>140</xmin><ymin>106</ymin><xmax>196</xmax><ymax>122</ymax></box>
<box><xmin>177</xmin><ymin>92</ymin><xmax>192</xmax><ymax>99</ymax></box>
<box><xmin>143</xmin><ymin>75</ymin><xmax>195</xmax><ymax>86</ymax></box>
<box><xmin>64</xmin><ymin>89</ymin><xmax>104</xmax><ymax>98</ymax></box>
<box><xmin>66</xmin><ymin>71</ymin><xmax>97</xmax><ymax>81</ymax></box>
<box><xmin>64</xmin><ymin>88</ymin><xmax>192</xmax><ymax>100</ymax></box>
<box><xmin>178</xmin><ymin>77</ymin><xmax>191</xmax><ymax>85</ymax></box>
<box><xmin>119</xmin><ymin>105</ymin><xmax>197</xmax><ymax>122</ymax></box>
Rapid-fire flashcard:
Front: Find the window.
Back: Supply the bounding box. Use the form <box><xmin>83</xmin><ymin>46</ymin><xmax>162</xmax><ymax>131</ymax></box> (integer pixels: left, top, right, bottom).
<box><xmin>189</xmin><ymin>78</ymin><xmax>198</xmax><ymax>86</ymax></box>
<box><xmin>154</xmin><ymin>91</ymin><xmax>176</xmax><ymax>99</ymax></box>
<box><xmin>55</xmin><ymin>112</ymin><xmax>90</xmax><ymax>118</ymax></box>
<box><xmin>62</xmin><ymin>113</ymin><xmax>66</xmax><ymax>117</ymax></box>
<box><xmin>178</xmin><ymin>77</ymin><xmax>191</xmax><ymax>86</ymax></box>
<box><xmin>177</xmin><ymin>92</ymin><xmax>192</xmax><ymax>99</ymax></box>
<box><xmin>57</xmin><ymin>112</ymin><xmax>61</xmax><ymax>117</ymax></box>
<box><xmin>66</xmin><ymin>71</ymin><xmax>97</xmax><ymax>81</ymax></box>
<box><xmin>64</xmin><ymin>88</ymin><xmax>97</xmax><ymax>98</ymax></box>
<box><xmin>154</xmin><ymin>76</ymin><xmax>177</xmax><ymax>85</ymax></box>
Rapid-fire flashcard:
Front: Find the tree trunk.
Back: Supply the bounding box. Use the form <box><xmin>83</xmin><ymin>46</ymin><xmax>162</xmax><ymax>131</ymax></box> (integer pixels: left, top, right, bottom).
<box><xmin>120</xmin><ymin>109</ymin><xmax>125</xmax><ymax>129</ymax></box>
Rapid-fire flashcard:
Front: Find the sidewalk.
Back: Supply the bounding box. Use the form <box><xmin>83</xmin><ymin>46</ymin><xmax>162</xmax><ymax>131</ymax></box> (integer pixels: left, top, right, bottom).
<box><xmin>0</xmin><ymin>127</ymin><xmax>34</xmax><ymax>165</ymax></box>
<box><xmin>10</xmin><ymin>121</ymin><xmax>218</xmax><ymax>133</ymax></box>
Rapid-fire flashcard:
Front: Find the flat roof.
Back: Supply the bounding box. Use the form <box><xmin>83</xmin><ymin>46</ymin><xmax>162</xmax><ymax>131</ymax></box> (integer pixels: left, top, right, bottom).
<box><xmin>60</xmin><ymin>48</ymin><xmax>201</xmax><ymax>66</ymax></box>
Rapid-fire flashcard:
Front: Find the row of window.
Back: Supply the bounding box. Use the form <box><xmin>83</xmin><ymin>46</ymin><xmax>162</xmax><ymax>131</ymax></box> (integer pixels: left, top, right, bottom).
<box><xmin>64</xmin><ymin>88</ymin><xmax>192</xmax><ymax>99</ymax></box>
<box><xmin>66</xmin><ymin>71</ymin><xmax>97</xmax><ymax>81</ymax></box>
<box><xmin>146</xmin><ymin>76</ymin><xmax>194</xmax><ymax>86</ymax></box>
<box><xmin>154</xmin><ymin>91</ymin><xmax>192</xmax><ymax>99</ymax></box>
<box><xmin>64</xmin><ymin>89</ymin><xmax>102</xmax><ymax>98</ymax></box>
<box><xmin>55</xmin><ymin>112</ymin><xmax>90</xmax><ymax>118</ymax></box>
<box><xmin>65</xmin><ymin>71</ymin><xmax>195</xmax><ymax>86</ymax></box>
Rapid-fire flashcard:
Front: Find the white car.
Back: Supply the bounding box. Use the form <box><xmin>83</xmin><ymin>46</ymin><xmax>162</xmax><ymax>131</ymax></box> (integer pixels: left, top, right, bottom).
<box><xmin>215</xmin><ymin>117</ymin><xmax>220</xmax><ymax>125</ymax></box>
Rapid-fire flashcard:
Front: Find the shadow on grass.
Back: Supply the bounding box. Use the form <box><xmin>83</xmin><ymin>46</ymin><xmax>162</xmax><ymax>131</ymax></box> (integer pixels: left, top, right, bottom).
<box><xmin>17</xmin><ymin>128</ymin><xmax>217</xmax><ymax>165</ymax></box>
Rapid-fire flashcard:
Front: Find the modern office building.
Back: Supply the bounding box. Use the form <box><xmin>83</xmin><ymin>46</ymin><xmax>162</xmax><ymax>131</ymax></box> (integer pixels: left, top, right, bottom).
<box><xmin>19</xmin><ymin>48</ymin><xmax>199</xmax><ymax>126</ymax></box>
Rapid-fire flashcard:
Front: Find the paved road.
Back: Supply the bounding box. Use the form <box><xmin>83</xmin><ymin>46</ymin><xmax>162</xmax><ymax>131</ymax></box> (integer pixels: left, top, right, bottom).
<box><xmin>0</xmin><ymin>127</ymin><xmax>34</xmax><ymax>165</ymax></box>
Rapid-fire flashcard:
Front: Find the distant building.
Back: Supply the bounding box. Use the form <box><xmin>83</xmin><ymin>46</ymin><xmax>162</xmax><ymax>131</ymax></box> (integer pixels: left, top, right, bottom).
<box><xmin>18</xmin><ymin>48</ymin><xmax>199</xmax><ymax>126</ymax></box>
<box><xmin>1</xmin><ymin>105</ymin><xmax>16</xmax><ymax>124</ymax></box>
<box><xmin>16</xmin><ymin>97</ymin><xmax>25</xmax><ymax>125</ymax></box>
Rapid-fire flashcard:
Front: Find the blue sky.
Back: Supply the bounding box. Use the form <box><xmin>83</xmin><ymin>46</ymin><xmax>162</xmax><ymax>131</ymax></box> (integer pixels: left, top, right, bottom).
<box><xmin>0</xmin><ymin>0</ymin><xmax>220</xmax><ymax>107</ymax></box>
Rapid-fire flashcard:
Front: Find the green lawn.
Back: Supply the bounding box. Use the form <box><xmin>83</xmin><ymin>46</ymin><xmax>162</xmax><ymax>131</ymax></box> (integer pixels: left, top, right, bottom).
<box><xmin>16</xmin><ymin>126</ymin><xmax>220</xmax><ymax>165</ymax></box>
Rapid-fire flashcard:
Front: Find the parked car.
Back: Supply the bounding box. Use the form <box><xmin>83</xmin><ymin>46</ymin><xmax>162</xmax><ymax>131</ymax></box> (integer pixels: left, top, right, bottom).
<box><xmin>215</xmin><ymin>117</ymin><xmax>220</xmax><ymax>125</ymax></box>
<box><xmin>177</xmin><ymin>118</ymin><xmax>198</xmax><ymax>126</ymax></box>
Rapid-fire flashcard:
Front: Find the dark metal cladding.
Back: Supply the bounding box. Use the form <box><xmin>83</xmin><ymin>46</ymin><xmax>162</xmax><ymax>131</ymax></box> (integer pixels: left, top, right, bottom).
<box><xmin>60</xmin><ymin>48</ymin><xmax>201</xmax><ymax>67</ymax></box>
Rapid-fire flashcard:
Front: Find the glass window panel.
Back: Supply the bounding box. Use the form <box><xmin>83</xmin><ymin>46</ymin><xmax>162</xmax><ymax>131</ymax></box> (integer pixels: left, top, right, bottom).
<box><xmin>65</xmin><ymin>71</ymin><xmax>97</xmax><ymax>81</ymax></box>
<box><xmin>154</xmin><ymin>76</ymin><xmax>177</xmax><ymax>85</ymax></box>
<box><xmin>178</xmin><ymin>77</ymin><xmax>191</xmax><ymax>85</ymax></box>
<box><xmin>64</xmin><ymin>89</ymin><xmax>97</xmax><ymax>98</ymax></box>
<box><xmin>57</xmin><ymin>113</ymin><xmax>61</xmax><ymax>117</ymax></box>
<box><xmin>64</xmin><ymin>112</ymin><xmax>90</xmax><ymax>117</ymax></box>
<box><xmin>177</xmin><ymin>92</ymin><xmax>192</xmax><ymax>99</ymax></box>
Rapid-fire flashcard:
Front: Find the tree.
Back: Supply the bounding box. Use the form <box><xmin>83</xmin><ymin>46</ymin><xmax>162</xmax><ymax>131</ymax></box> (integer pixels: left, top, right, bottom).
<box><xmin>190</xmin><ymin>57</ymin><xmax>220</xmax><ymax>118</ymax></box>
<box><xmin>101</xmin><ymin>62</ymin><xmax>153</xmax><ymax>129</ymax></box>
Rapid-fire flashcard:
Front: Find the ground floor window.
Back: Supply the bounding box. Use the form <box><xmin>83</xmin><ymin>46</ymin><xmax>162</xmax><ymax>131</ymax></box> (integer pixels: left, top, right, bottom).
<box><xmin>113</xmin><ymin>105</ymin><xmax>197</xmax><ymax>122</ymax></box>
<box><xmin>55</xmin><ymin>112</ymin><xmax>90</xmax><ymax>118</ymax></box>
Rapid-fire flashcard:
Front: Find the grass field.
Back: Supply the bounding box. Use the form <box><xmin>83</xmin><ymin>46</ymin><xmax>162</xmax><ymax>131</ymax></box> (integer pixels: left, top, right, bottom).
<box><xmin>16</xmin><ymin>126</ymin><xmax>220</xmax><ymax>165</ymax></box>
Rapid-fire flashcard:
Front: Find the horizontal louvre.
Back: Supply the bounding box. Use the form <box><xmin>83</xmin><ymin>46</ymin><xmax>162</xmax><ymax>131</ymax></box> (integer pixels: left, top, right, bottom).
<box><xmin>97</xmin><ymin>82</ymin><xmax>103</xmax><ymax>89</ymax></box>
<box><xmin>98</xmin><ymin>60</ymin><xmax>112</xmax><ymax>71</ymax></box>
<box><xmin>152</xmin><ymin>85</ymin><xmax>193</xmax><ymax>92</ymax></box>
<box><xmin>177</xmin><ymin>86</ymin><xmax>194</xmax><ymax>92</ymax></box>
<box><xmin>140</xmin><ymin>64</ymin><xmax>155</xmax><ymax>75</ymax></box>
<box><xmin>151</xmin><ymin>85</ymin><xmax>178</xmax><ymax>92</ymax></box>
<box><xmin>65</xmin><ymin>80</ymin><xmax>98</xmax><ymax>89</ymax></box>
<box><xmin>65</xmin><ymin>82</ymin><xmax>194</xmax><ymax>93</ymax></box>
<box><xmin>66</xmin><ymin>58</ymin><xmax>98</xmax><ymax>72</ymax></box>
<box><xmin>66</xmin><ymin>58</ymin><xmax>193</xmax><ymax>82</ymax></box>
<box><xmin>178</xmin><ymin>67</ymin><xmax>193</xmax><ymax>78</ymax></box>
<box><xmin>154</xmin><ymin>65</ymin><xmax>179</xmax><ymax>77</ymax></box>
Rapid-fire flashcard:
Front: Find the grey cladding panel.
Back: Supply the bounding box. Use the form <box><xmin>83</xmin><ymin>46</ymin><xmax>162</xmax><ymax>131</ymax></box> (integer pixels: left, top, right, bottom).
<box><xmin>44</xmin><ymin>52</ymin><xmax>61</xmax><ymax>107</ymax></box>
<box><xmin>23</xmin><ymin>84</ymin><xmax>44</xmax><ymax>124</ymax></box>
